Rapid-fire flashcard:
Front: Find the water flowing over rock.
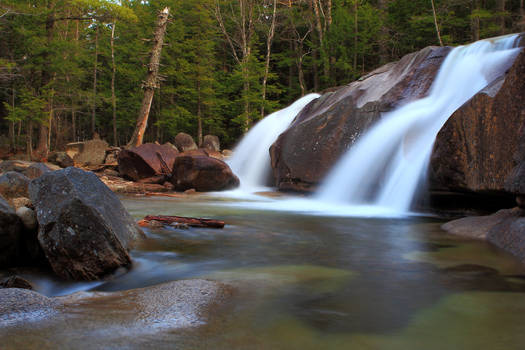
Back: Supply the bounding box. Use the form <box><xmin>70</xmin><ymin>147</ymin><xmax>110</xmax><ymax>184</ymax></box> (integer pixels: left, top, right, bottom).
<box><xmin>171</xmin><ymin>155</ymin><xmax>239</xmax><ymax>192</ymax></box>
<box><xmin>118</xmin><ymin>143</ymin><xmax>178</xmax><ymax>181</ymax></box>
<box><xmin>430</xmin><ymin>36</ymin><xmax>525</xmax><ymax>199</ymax></box>
<box><xmin>29</xmin><ymin>167</ymin><xmax>144</xmax><ymax>280</ymax></box>
<box><xmin>270</xmin><ymin>46</ymin><xmax>450</xmax><ymax>193</ymax></box>
<box><xmin>313</xmin><ymin>36</ymin><xmax>521</xmax><ymax>212</ymax></box>
<box><xmin>229</xmin><ymin>93</ymin><xmax>320</xmax><ymax>190</ymax></box>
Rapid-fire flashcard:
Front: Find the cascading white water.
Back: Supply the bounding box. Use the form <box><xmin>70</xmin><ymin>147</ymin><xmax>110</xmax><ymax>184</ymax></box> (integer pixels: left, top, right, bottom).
<box><xmin>229</xmin><ymin>93</ymin><xmax>320</xmax><ymax>190</ymax></box>
<box><xmin>315</xmin><ymin>34</ymin><xmax>522</xmax><ymax>212</ymax></box>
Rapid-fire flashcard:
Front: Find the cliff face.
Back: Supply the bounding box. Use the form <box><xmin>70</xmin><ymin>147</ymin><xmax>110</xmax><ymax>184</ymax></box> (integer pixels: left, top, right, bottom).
<box><xmin>429</xmin><ymin>36</ymin><xmax>525</xmax><ymax>198</ymax></box>
<box><xmin>270</xmin><ymin>46</ymin><xmax>451</xmax><ymax>192</ymax></box>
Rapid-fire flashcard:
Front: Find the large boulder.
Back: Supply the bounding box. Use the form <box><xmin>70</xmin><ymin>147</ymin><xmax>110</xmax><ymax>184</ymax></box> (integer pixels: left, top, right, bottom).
<box><xmin>66</xmin><ymin>139</ymin><xmax>109</xmax><ymax>166</ymax></box>
<box><xmin>0</xmin><ymin>196</ymin><xmax>22</xmax><ymax>268</ymax></box>
<box><xmin>170</xmin><ymin>155</ymin><xmax>240</xmax><ymax>192</ymax></box>
<box><xmin>430</xmin><ymin>42</ymin><xmax>525</xmax><ymax>197</ymax></box>
<box><xmin>174</xmin><ymin>132</ymin><xmax>198</xmax><ymax>152</ymax></box>
<box><xmin>0</xmin><ymin>160</ymin><xmax>33</xmax><ymax>174</ymax></box>
<box><xmin>29</xmin><ymin>167</ymin><xmax>145</xmax><ymax>280</ymax></box>
<box><xmin>0</xmin><ymin>171</ymin><xmax>30</xmax><ymax>200</ymax></box>
<box><xmin>270</xmin><ymin>46</ymin><xmax>451</xmax><ymax>192</ymax></box>
<box><xmin>202</xmin><ymin>135</ymin><xmax>220</xmax><ymax>152</ymax></box>
<box><xmin>118</xmin><ymin>143</ymin><xmax>178</xmax><ymax>181</ymax></box>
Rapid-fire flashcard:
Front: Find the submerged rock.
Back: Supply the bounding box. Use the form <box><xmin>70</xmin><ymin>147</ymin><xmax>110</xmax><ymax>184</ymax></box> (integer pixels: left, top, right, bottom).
<box><xmin>270</xmin><ymin>46</ymin><xmax>451</xmax><ymax>192</ymax></box>
<box><xmin>170</xmin><ymin>155</ymin><xmax>240</xmax><ymax>192</ymax></box>
<box><xmin>29</xmin><ymin>167</ymin><xmax>144</xmax><ymax>280</ymax></box>
<box><xmin>118</xmin><ymin>143</ymin><xmax>178</xmax><ymax>181</ymax></box>
<box><xmin>442</xmin><ymin>207</ymin><xmax>525</xmax><ymax>264</ymax></box>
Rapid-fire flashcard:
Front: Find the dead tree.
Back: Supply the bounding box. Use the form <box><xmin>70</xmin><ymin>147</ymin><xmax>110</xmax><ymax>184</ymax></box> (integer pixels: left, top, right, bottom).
<box><xmin>127</xmin><ymin>7</ymin><xmax>170</xmax><ymax>148</ymax></box>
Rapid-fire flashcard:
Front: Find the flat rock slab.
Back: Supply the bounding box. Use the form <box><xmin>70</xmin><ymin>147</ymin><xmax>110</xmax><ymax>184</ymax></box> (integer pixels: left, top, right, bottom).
<box><xmin>0</xmin><ymin>288</ymin><xmax>61</xmax><ymax>327</ymax></box>
<box><xmin>442</xmin><ymin>207</ymin><xmax>525</xmax><ymax>263</ymax></box>
<box><xmin>0</xmin><ymin>279</ymin><xmax>232</xmax><ymax>348</ymax></box>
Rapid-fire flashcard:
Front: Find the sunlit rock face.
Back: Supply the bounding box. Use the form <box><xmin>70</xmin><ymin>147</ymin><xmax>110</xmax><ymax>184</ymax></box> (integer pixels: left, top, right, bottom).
<box><xmin>430</xmin><ymin>35</ymin><xmax>525</xmax><ymax>198</ymax></box>
<box><xmin>270</xmin><ymin>46</ymin><xmax>451</xmax><ymax>193</ymax></box>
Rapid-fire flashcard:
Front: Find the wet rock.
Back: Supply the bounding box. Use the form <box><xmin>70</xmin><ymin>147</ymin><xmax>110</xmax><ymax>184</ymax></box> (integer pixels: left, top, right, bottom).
<box><xmin>29</xmin><ymin>167</ymin><xmax>145</xmax><ymax>280</ymax></box>
<box><xmin>0</xmin><ymin>276</ymin><xmax>33</xmax><ymax>290</ymax></box>
<box><xmin>170</xmin><ymin>155</ymin><xmax>240</xmax><ymax>192</ymax></box>
<box><xmin>0</xmin><ymin>288</ymin><xmax>60</xmax><ymax>326</ymax></box>
<box><xmin>66</xmin><ymin>139</ymin><xmax>109</xmax><ymax>166</ymax></box>
<box><xmin>174</xmin><ymin>132</ymin><xmax>198</xmax><ymax>152</ymax></box>
<box><xmin>430</xmin><ymin>47</ymin><xmax>525</xmax><ymax>197</ymax></box>
<box><xmin>202</xmin><ymin>135</ymin><xmax>220</xmax><ymax>152</ymax></box>
<box><xmin>270</xmin><ymin>46</ymin><xmax>451</xmax><ymax>192</ymax></box>
<box><xmin>48</xmin><ymin>151</ymin><xmax>74</xmax><ymax>168</ymax></box>
<box><xmin>0</xmin><ymin>195</ymin><xmax>22</xmax><ymax>268</ymax></box>
<box><xmin>443</xmin><ymin>207</ymin><xmax>525</xmax><ymax>264</ymax></box>
<box><xmin>22</xmin><ymin>162</ymin><xmax>53</xmax><ymax>180</ymax></box>
<box><xmin>16</xmin><ymin>206</ymin><xmax>37</xmax><ymax>231</ymax></box>
<box><xmin>222</xmin><ymin>149</ymin><xmax>233</xmax><ymax>158</ymax></box>
<box><xmin>0</xmin><ymin>171</ymin><xmax>30</xmax><ymax>200</ymax></box>
<box><xmin>118</xmin><ymin>143</ymin><xmax>178</xmax><ymax>181</ymax></box>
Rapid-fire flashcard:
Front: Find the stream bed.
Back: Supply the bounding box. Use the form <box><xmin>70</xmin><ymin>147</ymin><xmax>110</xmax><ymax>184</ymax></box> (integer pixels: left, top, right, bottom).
<box><xmin>3</xmin><ymin>194</ymin><xmax>525</xmax><ymax>349</ymax></box>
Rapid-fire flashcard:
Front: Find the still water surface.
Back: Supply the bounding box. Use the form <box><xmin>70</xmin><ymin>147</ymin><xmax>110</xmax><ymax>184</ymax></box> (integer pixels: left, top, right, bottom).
<box><xmin>4</xmin><ymin>194</ymin><xmax>525</xmax><ymax>349</ymax></box>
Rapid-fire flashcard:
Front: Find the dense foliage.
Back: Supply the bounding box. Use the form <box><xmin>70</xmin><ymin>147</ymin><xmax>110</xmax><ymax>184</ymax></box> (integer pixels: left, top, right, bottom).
<box><xmin>0</xmin><ymin>0</ymin><xmax>523</xmax><ymax>155</ymax></box>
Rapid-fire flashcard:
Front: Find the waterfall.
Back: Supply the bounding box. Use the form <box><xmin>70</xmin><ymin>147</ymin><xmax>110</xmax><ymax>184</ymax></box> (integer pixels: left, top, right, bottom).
<box><xmin>229</xmin><ymin>93</ymin><xmax>321</xmax><ymax>190</ymax></box>
<box><xmin>315</xmin><ymin>34</ymin><xmax>521</xmax><ymax>212</ymax></box>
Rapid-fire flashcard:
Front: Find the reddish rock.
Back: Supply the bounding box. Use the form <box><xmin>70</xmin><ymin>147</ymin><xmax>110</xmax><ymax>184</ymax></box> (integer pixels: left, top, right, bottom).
<box><xmin>118</xmin><ymin>143</ymin><xmax>178</xmax><ymax>181</ymax></box>
<box><xmin>270</xmin><ymin>46</ymin><xmax>451</xmax><ymax>192</ymax></box>
<box><xmin>170</xmin><ymin>155</ymin><xmax>239</xmax><ymax>192</ymax></box>
<box><xmin>430</xmin><ymin>43</ymin><xmax>525</xmax><ymax>197</ymax></box>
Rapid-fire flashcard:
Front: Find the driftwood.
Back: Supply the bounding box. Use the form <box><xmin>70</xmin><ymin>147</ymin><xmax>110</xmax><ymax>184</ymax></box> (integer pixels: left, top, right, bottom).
<box><xmin>138</xmin><ymin>215</ymin><xmax>225</xmax><ymax>229</ymax></box>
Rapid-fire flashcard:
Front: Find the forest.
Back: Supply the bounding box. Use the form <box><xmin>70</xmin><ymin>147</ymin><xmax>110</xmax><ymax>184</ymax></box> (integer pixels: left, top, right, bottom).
<box><xmin>0</xmin><ymin>0</ymin><xmax>524</xmax><ymax>158</ymax></box>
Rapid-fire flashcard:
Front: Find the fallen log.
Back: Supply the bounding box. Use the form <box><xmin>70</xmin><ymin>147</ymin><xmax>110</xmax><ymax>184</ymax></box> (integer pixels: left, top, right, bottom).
<box><xmin>138</xmin><ymin>215</ymin><xmax>225</xmax><ymax>229</ymax></box>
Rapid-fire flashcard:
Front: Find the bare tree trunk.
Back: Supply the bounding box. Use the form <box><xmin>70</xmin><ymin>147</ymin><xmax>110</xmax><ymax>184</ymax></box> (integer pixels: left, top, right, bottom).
<box><xmin>353</xmin><ymin>0</ymin><xmax>358</xmax><ymax>71</ymax></box>
<box><xmin>9</xmin><ymin>88</ymin><xmax>15</xmax><ymax>152</ymax></box>
<box><xmin>91</xmin><ymin>24</ymin><xmax>99</xmax><ymax>137</ymax></box>
<box><xmin>496</xmin><ymin>0</ymin><xmax>506</xmax><ymax>34</ymax></box>
<box><xmin>197</xmin><ymin>80</ymin><xmax>203</xmax><ymax>146</ymax></box>
<box><xmin>471</xmin><ymin>0</ymin><xmax>480</xmax><ymax>41</ymax></box>
<box><xmin>261</xmin><ymin>0</ymin><xmax>277</xmax><ymax>117</ymax></box>
<box><xmin>127</xmin><ymin>7</ymin><xmax>170</xmax><ymax>148</ymax></box>
<box><xmin>36</xmin><ymin>0</ymin><xmax>56</xmax><ymax>159</ymax></box>
<box><xmin>431</xmin><ymin>0</ymin><xmax>444</xmax><ymax>46</ymax></box>
<box><xmin>27</xmin><ymin>121</ymin><xmax>33</xmax><ymax>160</ymax></box>
<box><xmin>311</xmin><ymin>0</ymin><xmax>328</xmax><ymax>80</ymax></box>
<box><xmin>111</xmin><ymin>21</ymin><xmax>118</xmax><ymax>146</ymax></box>
<box><xmin>521</xmin><ymin>0</ymin><xmax>525</xmax><ymax>32</ymax></box>
<box><xmin>378</xmin><ymin>0</ymin><xmax>390</xmax><ymax>64</ymax></box>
